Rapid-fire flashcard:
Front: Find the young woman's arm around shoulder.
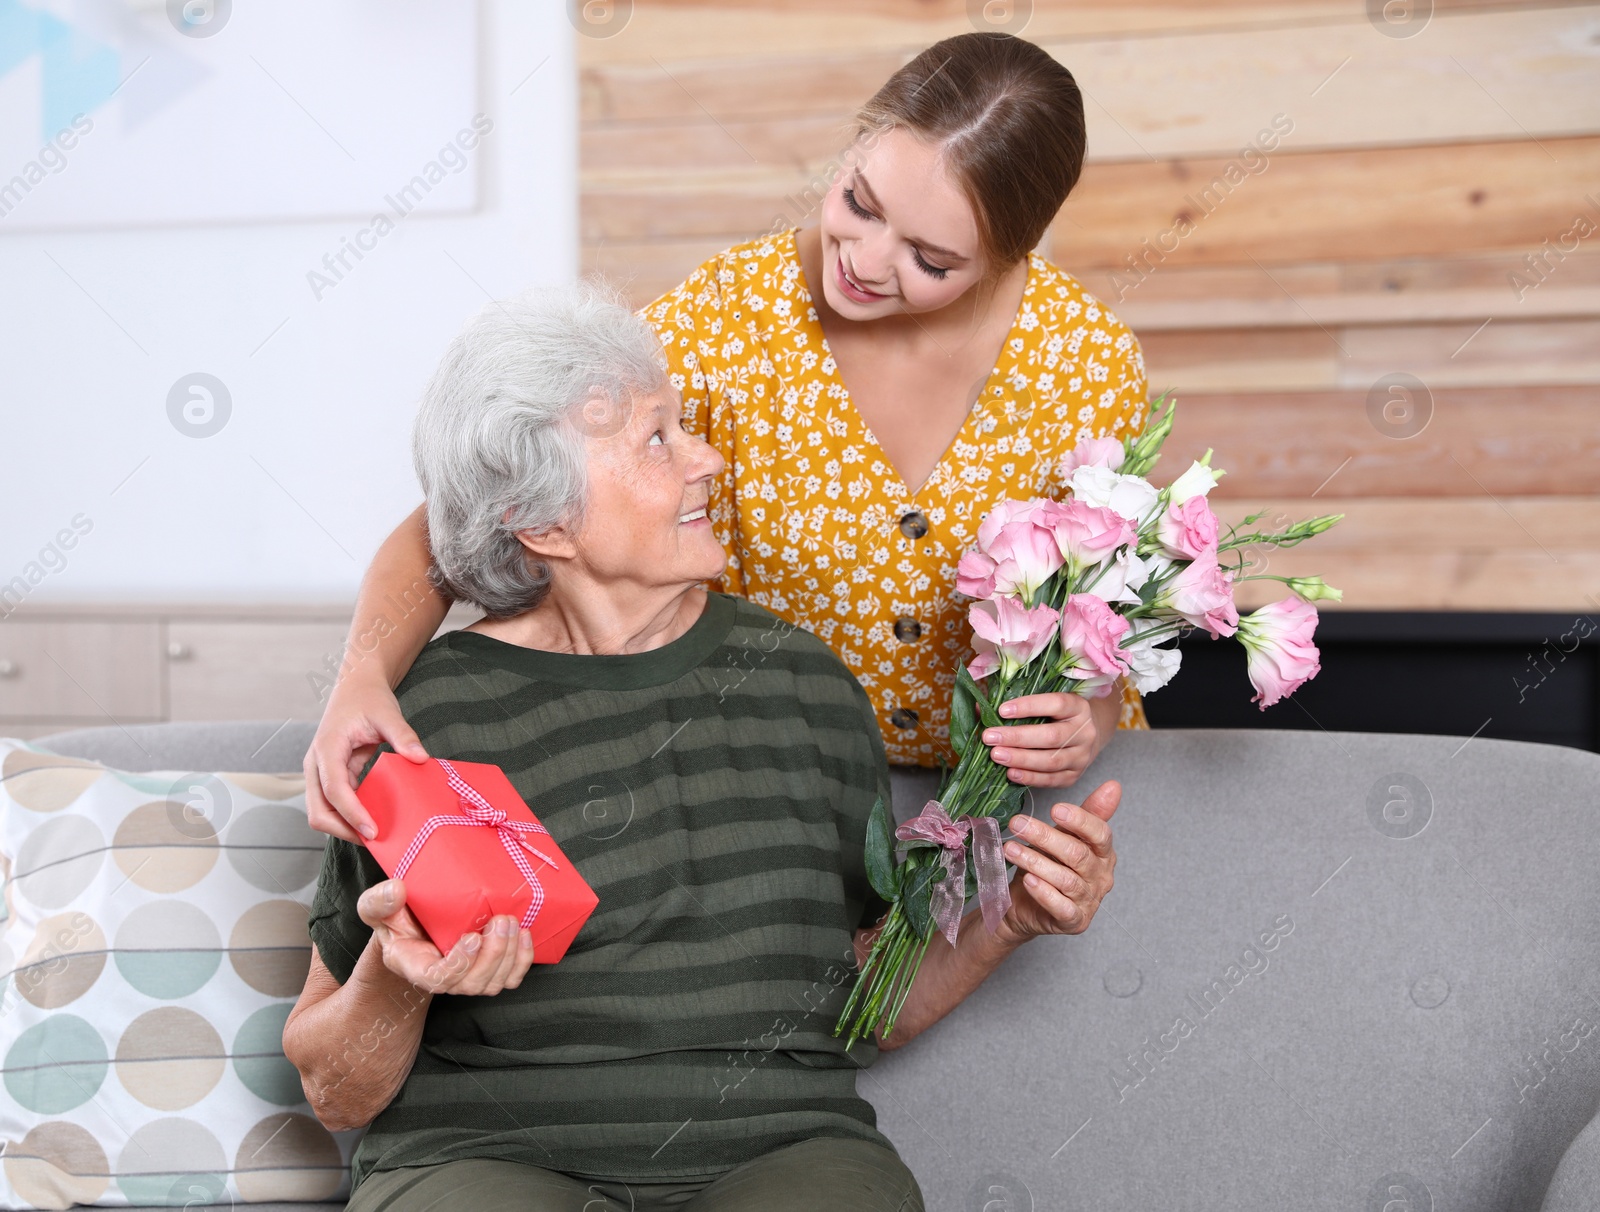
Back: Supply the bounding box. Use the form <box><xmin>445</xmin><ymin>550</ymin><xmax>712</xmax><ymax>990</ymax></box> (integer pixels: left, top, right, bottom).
<box><xmin>304</xmin><ymin>503</ymin><xmax>444</xmax><ymax>842</ymax></box>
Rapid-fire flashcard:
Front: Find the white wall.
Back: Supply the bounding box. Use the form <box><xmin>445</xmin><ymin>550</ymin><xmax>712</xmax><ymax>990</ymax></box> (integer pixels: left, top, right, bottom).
<box><xmin>0</xmin><ymin>0</ymin><xmax>576</xmax><ymax>604</ymax></box>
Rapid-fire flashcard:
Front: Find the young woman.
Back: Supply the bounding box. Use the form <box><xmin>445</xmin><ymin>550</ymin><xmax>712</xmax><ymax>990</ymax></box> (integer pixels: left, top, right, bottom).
<box><xmin>304</xmin><ymin>32</ymin><xmax>1151</xmax><ymax>844</ymax></box>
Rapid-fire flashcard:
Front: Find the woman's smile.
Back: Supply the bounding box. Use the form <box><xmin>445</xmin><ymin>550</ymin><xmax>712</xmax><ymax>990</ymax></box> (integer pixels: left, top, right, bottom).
<box><xmin>835</xmin><ymin>249</ymin><xmax>891</xmax><ymax>303</ymax></box>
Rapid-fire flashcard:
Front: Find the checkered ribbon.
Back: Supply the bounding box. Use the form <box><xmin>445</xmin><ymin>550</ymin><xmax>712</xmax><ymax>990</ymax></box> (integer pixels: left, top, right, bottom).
<box><xmin>392</xmin><ymin>758</ymin><xmax>561</xmax><ymax>930</ymax></box>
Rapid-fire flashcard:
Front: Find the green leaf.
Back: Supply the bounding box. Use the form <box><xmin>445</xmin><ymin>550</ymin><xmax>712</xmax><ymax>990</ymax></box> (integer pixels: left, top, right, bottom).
<box><xmin>901</xmin><ymin>859</ymin><xmax>937</xmax><ymax>941</ymax></box>
<box><xmin>863</xmin><ymin>794</ymin><xmax>900</xmax><ymax>903</ymax></box>
<box><xmin>958</xmin><ymin>663</ymin><xmax>1002</xmax><ymax>730</ymax></box>
<box><xmin>950</xmin><ymin>672</ymin><xmax>976</xmax><ymax>757</ymax></box>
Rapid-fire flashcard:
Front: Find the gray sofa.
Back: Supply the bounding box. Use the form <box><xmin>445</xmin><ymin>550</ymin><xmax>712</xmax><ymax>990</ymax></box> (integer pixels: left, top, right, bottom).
<box><xmin>34</xmin><ymin>721</ymin><xmax>1600</xmax><ymax>1212</ymax></box>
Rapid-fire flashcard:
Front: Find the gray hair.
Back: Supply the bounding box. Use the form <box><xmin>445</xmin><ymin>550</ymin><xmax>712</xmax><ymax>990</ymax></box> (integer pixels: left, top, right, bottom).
<box><xmin>412</xmin><ymin>279</ymin><xmax>668</xmax><ymax>618</ymax></box>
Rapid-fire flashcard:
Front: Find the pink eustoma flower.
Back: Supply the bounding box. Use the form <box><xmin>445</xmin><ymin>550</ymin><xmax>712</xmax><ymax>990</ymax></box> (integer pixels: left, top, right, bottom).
<box><xmin>976</xmin><ymin>498</ymin><xmax>1053</xmax><ymax>552</ymax></box>
<box><xmin>1157</xmin><ymin>494</ymin><xmax>1220</xmax><ymax>560</ymax></box>
<box><xmin>1158</xmin><ymin>549</ymin><xmax>1240</xmax><ymax>638</ymax></box>
<box><xmin>985</xmin><ymin>513</ymin><xmax>1065</xmax><ymax>602</ymax></box>
<box><xmin>956</xmin><ymin>550</ymin><xmax>998</xmax><ymax>599</ymax></box>
<box><xmin>1237</xmin><ymin>597</ymin><xmax>1322</xmax><ymax>709</ymax></box>
<box><xmin>1056</xmin><ymin>594</ymin><xmax>1132</xmax><ymax>698</ymax></box>
<box><xmin>970</xmin><ymin>498</ymin><xmax>1066</xmax><ymax>602</ymax></box>
<box><xmin>1047</xmin><ymin>499</ymin><xmax>1136</xmax><ymax>576</ymax></box>
<box><xmin>967</xmin><ymin>595</ymin><xmax>1059</xmax><ymax>682</ymax></box>
<box><xmin>1058</xmin><ymin>436</ymin><xmax>1125</xmax><ymax>478</ymax></box>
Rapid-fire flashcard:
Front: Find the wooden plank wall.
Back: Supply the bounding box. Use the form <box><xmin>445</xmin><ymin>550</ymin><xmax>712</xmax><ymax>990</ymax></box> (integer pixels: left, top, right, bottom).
<box><xmin>578</xmin><ymin>0</ymin><xmax>1600</xmax><ymax>611</ymax></box>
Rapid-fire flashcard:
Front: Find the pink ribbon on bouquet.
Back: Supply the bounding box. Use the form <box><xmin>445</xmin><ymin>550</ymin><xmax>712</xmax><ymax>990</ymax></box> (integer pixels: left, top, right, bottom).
<box><xmin>392</xmin><ymin>758</ymin><xmax>562</xmax><ymax>930</ymax></box>
<box><xmin>894</xmin><ymin>800</ymin><xmax>1013</xmax><ymax>947</ymax></box>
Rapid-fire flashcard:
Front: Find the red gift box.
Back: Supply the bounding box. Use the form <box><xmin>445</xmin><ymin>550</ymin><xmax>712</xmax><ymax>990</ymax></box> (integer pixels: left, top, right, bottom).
<box><xmin>356</xmin><ymin>753</ymin><xmax>598</xmax><ymax>962</ymax></box>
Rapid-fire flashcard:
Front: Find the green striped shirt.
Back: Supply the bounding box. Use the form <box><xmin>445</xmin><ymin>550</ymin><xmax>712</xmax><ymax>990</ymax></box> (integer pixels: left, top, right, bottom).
<box><xmin>307</xmin><ymin>590</ymin><xmax>898</xmax><ymax>1186</ymax></box>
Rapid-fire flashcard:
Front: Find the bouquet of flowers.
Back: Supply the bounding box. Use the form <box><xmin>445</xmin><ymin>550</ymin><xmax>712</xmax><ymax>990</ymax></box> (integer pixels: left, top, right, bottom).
<box><xmin>834</xmin><ymin>394</ymin><xmax>1344</xmax><ymax>1047</ymax></box>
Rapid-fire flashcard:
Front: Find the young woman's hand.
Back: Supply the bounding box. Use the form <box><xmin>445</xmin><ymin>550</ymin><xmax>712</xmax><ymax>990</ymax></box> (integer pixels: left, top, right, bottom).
<box><xmin>979</xmin><ymin>688</ymin><xmax>1117</xmax><ymax>788</ymax></box>
<box><xmin>304</xmin><ymin>674</ymin><xmax>430</xmax><ymax>843</ymax></box>
<box><xmin>357</xmin><ymin>879</ymin><xmax>533</xmax><ymax>996</ymax></box>
<box><xmin>994</xmin><ymin>780</ymin><xmax>1119</xmax><ymax>945</ymax></box>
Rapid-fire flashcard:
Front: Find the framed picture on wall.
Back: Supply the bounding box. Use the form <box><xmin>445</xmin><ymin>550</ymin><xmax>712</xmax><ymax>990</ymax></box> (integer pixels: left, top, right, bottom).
<box><xmin>0</xmin><ymin>0</ymin><xmax>480</xmax><ymax>230</ymax></box>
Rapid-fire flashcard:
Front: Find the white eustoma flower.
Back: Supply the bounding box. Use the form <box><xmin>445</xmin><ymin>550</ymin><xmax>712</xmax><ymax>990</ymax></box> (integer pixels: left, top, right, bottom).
<box><xmin>1090</xmin><ymin>546</ymin><xmax>1150</xmax><ymax>605</ymax></box>
<box><xmin>1069</xmin><ymin>464</ymin><xmax>1161</xmax><ymax>527</ymax></box>
<box><xmin>1167</xmin><ymin>460</ymin><xmax>1223</xmax><ymax>505</ymax></box>
<box><xmin>1141</xmin><ymin>550</ymin><xmax>1178</xmax><ymax>585</ymax></box>
<box><xmin>1125</xmin><ymin>642</ymin><xmax>1182</xmax><ymax>693</ymax></box>
<box><xmin>1121</xmin><ymin>621</ymin><xmax>1183</xmax><ymax>692</ymax></box>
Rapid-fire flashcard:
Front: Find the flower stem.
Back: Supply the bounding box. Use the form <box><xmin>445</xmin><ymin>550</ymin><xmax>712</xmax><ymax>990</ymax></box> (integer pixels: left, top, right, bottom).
<box><xmin>838</xmin><ymin>616</ymin><xmax>1129</xmax><ymax>1044</ymax></box>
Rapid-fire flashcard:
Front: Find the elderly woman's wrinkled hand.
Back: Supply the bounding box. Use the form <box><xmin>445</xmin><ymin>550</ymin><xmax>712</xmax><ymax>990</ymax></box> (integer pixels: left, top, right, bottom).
<box><xmin>992</xmin><ymin>780</ymin><xmax>1120</xmax><ymax>946</ymax></box>
<box><xmin>357</xmin><ymin>878</ymin><xmax>534</xmax><ymax>996</ymax></box>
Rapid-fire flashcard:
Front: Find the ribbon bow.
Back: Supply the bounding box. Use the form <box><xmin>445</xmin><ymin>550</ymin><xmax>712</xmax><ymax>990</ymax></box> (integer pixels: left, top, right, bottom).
<box><xmin>894</xmin><ymin>800</ymin><xmax>1013</xmax><ymax>947</ymax></box>
<box><xmin>392</xmin><ymin>758</ymin><xmax>561</xmax><ymax>931</ymax></box>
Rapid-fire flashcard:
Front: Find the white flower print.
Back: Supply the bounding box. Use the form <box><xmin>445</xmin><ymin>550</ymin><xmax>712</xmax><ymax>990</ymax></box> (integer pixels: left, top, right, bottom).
<box><xmin>640</xmin><ymin>232</ymin><xmax>1151</xmax><ymax>761</ymax></box>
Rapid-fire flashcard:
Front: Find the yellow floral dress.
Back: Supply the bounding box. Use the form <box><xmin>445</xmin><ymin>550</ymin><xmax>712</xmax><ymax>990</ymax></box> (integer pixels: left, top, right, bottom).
<box><xmin>640</xmin><ymin>227</ymin><xmax>1151</xmax><ymax>768</ymax></box>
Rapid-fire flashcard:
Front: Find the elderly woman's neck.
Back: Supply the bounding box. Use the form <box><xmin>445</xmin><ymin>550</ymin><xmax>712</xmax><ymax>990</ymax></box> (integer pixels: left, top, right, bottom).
<box><xmin>468</xmin><ymin>583</ymin><xmax>709</xmax><ymax>657</ymax></box>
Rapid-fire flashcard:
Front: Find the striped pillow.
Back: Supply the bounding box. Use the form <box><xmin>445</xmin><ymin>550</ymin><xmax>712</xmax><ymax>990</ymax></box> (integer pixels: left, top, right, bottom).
<box><xmin>0</xmin><ymin>739</ymin><xmax>358</xmax><ymax>1209</ymax></box>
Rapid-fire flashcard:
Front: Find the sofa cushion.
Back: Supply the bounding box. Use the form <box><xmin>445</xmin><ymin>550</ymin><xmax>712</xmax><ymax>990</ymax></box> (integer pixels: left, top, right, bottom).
<box><xmin>863</xmin><ymin>728</ymin><xmax>1600</xmax><ymax>1210</ymax></box>
<box><xmin>0</xmin><ymin>737</ymin><xmax>352</xmax><ymax>1208</ymax></box>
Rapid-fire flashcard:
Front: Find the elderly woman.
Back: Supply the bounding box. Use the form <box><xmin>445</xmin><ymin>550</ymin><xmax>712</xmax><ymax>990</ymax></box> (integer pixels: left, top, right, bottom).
<box><xmin>284</xmin><ymin>283</ymin><xmax>1121</xmax><ymax>1212</ymax></box>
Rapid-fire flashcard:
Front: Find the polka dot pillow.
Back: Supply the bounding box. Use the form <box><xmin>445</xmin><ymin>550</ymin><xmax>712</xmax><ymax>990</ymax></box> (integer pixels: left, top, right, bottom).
<box><xmin>0</xmin><ymin>740</ymin><xmax>358</xmax><ymax>1209</ymax></box>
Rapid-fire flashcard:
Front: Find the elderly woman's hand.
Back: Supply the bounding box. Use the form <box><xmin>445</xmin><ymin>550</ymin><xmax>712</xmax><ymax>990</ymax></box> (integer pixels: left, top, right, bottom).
<box><xmin>993</xmin><ymin>780</ymin><xmax>1120</xmax><ymax>945</ymax></box>
<box><xmin>358</xmin><ymin>878</ymin><xmax>533</xmax><ymax>996</ymax></box>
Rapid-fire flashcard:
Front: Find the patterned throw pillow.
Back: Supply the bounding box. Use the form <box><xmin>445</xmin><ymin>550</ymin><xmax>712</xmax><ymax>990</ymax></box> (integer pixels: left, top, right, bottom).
<box><xmin>0</xmin><ymin>740</ymin><xmax>357</xmax><ymax>1209</ymax></box>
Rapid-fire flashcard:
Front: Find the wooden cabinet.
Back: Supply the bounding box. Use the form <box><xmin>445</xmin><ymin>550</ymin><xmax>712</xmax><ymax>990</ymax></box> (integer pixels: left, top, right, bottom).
<box><xmin>165</xmin><ymin>621</ymin><xmax>354</xmax><ymax>722</ymax></box>
<box><xmin>0</xmin><ymin>621</ymin><xmax>163</xmax><ymax>723</ymax></box>
<box><xmin>0</xmin><ymin>604</ymin><xmax>477</xmax><ymax>735</ymax></box>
